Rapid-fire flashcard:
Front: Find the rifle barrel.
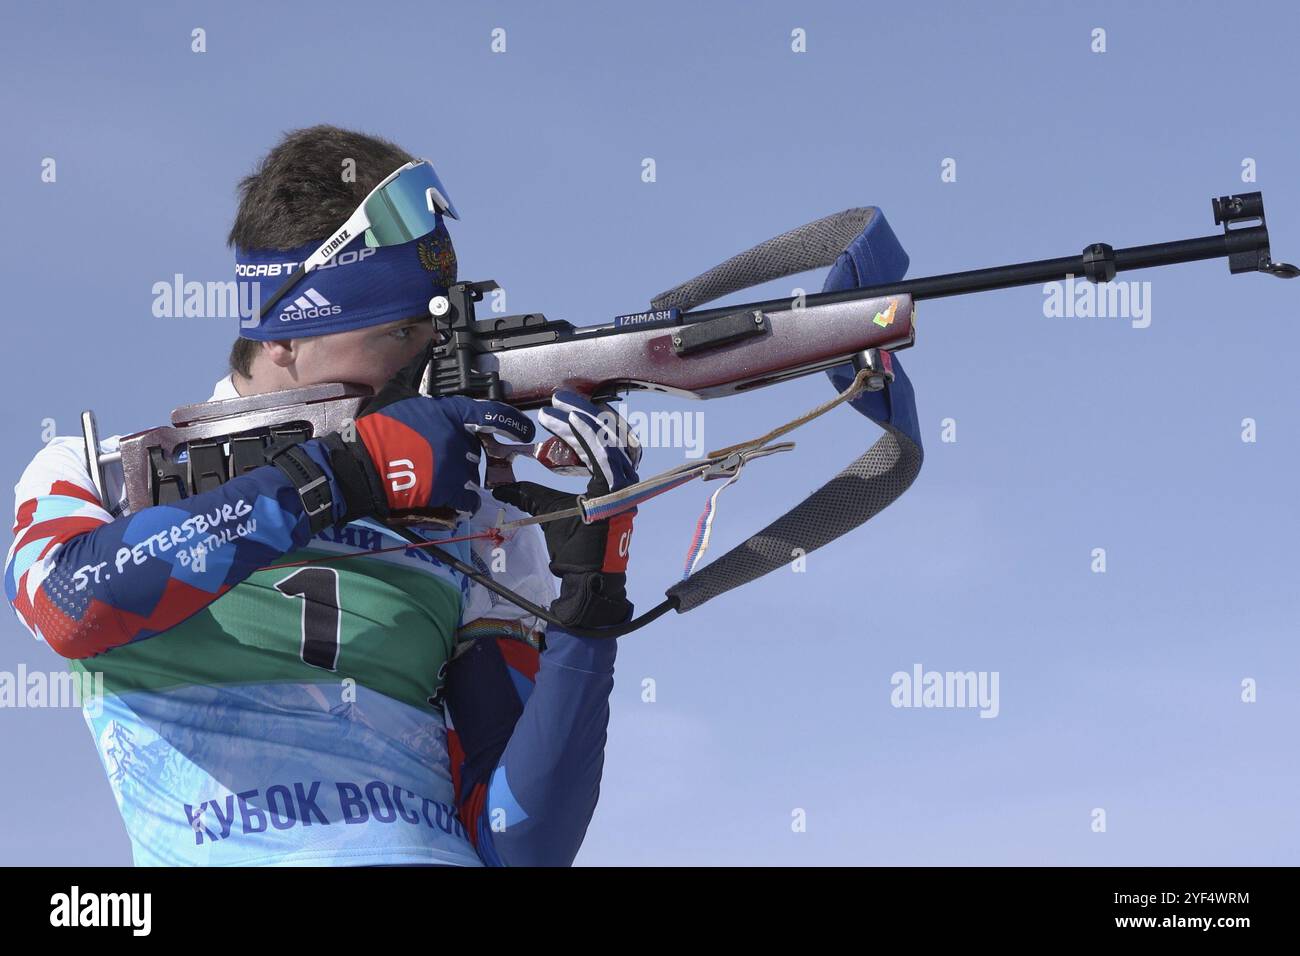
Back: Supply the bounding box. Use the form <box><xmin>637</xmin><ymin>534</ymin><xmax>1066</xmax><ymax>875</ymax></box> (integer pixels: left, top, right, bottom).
<box><xmin>680</xmin><ymin>227</ymin><xmax>1267</xmax><ymax>323</ymax></box>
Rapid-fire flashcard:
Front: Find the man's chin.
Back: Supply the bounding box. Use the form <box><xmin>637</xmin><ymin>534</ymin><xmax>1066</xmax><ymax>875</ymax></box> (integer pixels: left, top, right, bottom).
<box><xmin>306</xmin><ymin>376</ymin><xmax>378</xmax><ymax>395</ymax></box>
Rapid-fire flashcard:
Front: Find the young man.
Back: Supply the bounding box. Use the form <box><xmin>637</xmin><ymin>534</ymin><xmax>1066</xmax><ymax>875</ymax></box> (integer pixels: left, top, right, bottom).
<box><xmin>4</xmin><ymin>126</ymin><xmax>639</xmax><ymax>867</ymax></box>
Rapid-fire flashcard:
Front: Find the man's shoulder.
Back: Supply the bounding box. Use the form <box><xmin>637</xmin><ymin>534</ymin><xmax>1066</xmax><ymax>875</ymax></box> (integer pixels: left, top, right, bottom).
<box><xmin>16</xmin><ymin>435</ymin><xmax>95</xmax><ymax>489</ymax></box>
<box><xmin>14</xmin><ymin>432</ymin><xmax>122</xmax><ymax>513</ymax></box>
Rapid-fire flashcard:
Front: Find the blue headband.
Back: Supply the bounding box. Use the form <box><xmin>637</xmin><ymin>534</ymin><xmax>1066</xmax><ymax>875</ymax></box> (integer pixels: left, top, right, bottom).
<box><xmin>234</xmin><ymin>219</ymin><xmax>457</xmax><ymax>340</ymax></box>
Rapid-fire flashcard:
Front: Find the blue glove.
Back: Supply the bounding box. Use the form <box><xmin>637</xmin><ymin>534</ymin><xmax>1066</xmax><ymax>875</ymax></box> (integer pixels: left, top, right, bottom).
<box><xmin>355</xmin><ymin>389</ymin><xmax>535</xmax><ymax>518</ymax></box>
<box><xmin>286</xmin><ymin>349</ymin><xmax>535</xmax><ymax>528</ymax></box>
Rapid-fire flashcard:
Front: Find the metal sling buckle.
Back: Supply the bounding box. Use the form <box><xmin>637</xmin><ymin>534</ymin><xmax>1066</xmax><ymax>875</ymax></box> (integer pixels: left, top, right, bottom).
<box><xmin>702</xmin><ymin>442</ymin><xmax>795</xmax><ymax>480</ymax></box>
<box><xmin>297</xmin><ymin>474</ymin><xmax>333</xmax><ymax>517</ymax></box>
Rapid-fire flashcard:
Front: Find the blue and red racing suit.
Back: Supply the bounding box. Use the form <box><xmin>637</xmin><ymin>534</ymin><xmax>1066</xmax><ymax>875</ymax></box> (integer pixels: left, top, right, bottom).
<box><xmin>4</xmin><ymin>375</ymin><xmax>617</xmax><ymax>866</ymax></box>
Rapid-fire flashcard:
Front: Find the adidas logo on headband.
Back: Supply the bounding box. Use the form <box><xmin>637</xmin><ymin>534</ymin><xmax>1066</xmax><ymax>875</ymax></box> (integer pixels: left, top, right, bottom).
<box><xmin>279</xmin><ymin>288</ymin><xmax>342</xmax><ymax>323</ymax></box>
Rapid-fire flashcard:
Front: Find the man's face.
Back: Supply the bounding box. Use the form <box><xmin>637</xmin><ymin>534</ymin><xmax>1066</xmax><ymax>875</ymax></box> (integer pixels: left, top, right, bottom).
<box><xmin>282</xmin><ymin>316</ymin><xmax>436</xmax><ymax>393</ymax></box>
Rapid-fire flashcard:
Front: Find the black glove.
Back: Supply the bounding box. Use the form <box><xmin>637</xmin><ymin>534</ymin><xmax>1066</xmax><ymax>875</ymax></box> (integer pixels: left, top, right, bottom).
<box><xmin>491</xmin><ymin>392</ymin><xmax>639</xmax><ymax>630</ymax></box>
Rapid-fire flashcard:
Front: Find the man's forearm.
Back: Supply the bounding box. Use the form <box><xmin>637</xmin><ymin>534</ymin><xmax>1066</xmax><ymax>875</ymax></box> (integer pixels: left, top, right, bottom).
<box><xmin>446</xmin><ymin>628</ymin><xmax>618</xmax><ymax>866</ymax></box>
<box><xmin>9</xmin><ymin>462</ymin><xmax>320</xmax><ymax>658</ymax></box>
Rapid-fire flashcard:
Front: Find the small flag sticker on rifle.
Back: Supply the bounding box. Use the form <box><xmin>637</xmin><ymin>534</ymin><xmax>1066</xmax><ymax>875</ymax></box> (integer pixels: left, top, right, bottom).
<box><xmin>872</xmin><ymin>299</ymin><xmax>898</xmax><ymax>328</ymax></box>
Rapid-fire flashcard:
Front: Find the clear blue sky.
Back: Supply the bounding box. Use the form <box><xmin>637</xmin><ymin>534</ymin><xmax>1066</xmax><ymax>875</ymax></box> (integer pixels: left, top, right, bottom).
<box><xmin>1</xmin><ymin>0</ymin><xmax>1296</xmax><ymax>865</ymax></box>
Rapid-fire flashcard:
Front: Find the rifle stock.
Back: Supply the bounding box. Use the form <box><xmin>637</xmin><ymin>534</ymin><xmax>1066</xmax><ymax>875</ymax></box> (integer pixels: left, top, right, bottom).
<box><xmin>483</xmin><ymin>294</ymin><xmax>914</xmax><ymax>409</ymax></box>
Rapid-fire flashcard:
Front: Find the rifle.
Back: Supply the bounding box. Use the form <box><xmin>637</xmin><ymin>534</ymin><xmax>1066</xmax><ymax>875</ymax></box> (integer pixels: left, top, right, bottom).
<box><xmin>419</xmin><ymin>192</ymin><xmax>1294</xmax><ymax>409</ymax></box>
<box><xmin>83</xmin><ymin>192</ymin><xmax>1295</xmax><ymax>636</ymax></box>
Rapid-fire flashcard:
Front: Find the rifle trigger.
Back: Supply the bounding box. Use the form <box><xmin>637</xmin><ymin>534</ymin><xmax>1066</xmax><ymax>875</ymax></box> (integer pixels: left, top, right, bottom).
<box><xmin>484</xmin><ymin>454</ymin><xmax>517</xmax><ymax>489</ymax></box>
<box><xmin>479</xmin><ymin>434</ymin><xmax>586</xmax><ymax>488</ymax></box>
